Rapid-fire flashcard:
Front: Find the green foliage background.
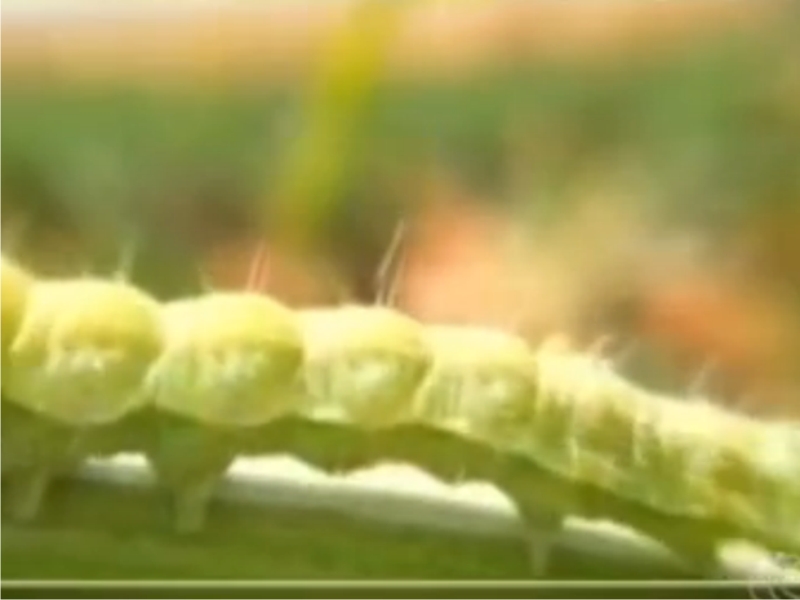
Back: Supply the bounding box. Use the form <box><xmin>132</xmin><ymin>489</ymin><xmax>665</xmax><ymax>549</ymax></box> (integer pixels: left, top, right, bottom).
<box><xmin>4</xmin><ymin>7</ymin><xmax>800</xmax><ymax>301</ymax></box>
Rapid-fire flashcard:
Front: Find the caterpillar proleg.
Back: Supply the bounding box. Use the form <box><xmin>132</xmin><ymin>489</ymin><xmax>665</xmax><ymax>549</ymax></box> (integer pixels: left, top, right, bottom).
<box><xmin>1</xmin><ymin>253</ymin><xmax>798</xmax><ymax>577</ymax></box>
<box><xmin>142</xmin><ymin>292</ymin><xmax>304</xmax><ymax>532</ymax></box>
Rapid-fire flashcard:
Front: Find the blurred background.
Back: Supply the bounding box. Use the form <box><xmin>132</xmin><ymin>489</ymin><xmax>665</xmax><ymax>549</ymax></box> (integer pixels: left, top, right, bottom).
<box><xmin>3</xmin><ymin>0</ymin><xmax>800</xmax><ymax>419</ymax></box>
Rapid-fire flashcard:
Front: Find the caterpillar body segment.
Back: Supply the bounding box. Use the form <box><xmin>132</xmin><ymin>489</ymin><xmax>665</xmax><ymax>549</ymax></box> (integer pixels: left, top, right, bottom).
<box><xmin>298</xmin><ymin>306</ymin><xmax>432</xmax><ymax>429</ymax></box>
<box><xmin>147</xmin><ymin>293</ymin><xmax>304</xmax><ymax>426</ymax></box>
<box><xmin>262</xmin><ymin>306</ymin><xmax>435</xmax><ymax>476</ymax></box>
<box><xmin>4</xmin><ymin>278</ymin><xmax>163</xmax><ymax>425</ymax></box>
<box><xmin>527</xmin><ymin>343</ymin><xmax>675</xmax><ymax>508</ymax></box>
<box><xmin>1</xmin><ymin>275</ymin><xmax>163</xmax><ymax>521</ymax></box>
<box><xmin>142</xmin><ymin>292</ymin><xmax>305</xmax><ymax>532</ymax></box>
<box><xmin>413</xmin><ymin>325</ymin><xmax>539</xmax><ymax>445</ymax></box>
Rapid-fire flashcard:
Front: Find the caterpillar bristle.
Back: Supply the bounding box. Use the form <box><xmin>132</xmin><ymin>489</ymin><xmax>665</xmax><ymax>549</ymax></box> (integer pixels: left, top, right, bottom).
<box><xmin>686</xmin><ymin>358</ymin><xmax>722</xmax><ymax>401</ymax></box>
<box><xmin>1</xmin><ymin>251</ymin><xmax>797</xmax><ymax>577</ymax></box>
<box><xmin>112</xmin><ymin>236</ymin><xmax>139</xmax><ymax>284</ymax></box>
<box><xmin>374</xmin><ymin>219</ymin><xmax>407</xmax><ymax>308</ymax></box>
<box><xmin>246</xmin><ymin>240</ymin><xmax>271</xmax><ymax>293</ymax></box>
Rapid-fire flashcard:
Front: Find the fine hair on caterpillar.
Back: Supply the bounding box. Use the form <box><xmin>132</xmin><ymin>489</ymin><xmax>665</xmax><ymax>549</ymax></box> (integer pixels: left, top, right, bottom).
<box><xmin>1</xmin><ymin>250</ymin><xmax>798</xmax><ymax>578</ymax></box>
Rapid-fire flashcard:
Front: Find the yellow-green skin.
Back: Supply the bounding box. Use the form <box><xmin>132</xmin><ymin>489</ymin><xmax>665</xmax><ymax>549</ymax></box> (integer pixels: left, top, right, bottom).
<box><xmin>147</xmin><ymin>293</ymin><xmax>304</xmax><ymax>427</ymax></box>
<box><xmin>527</xmin><ymin>342</ymin><xmax>800</xmax><ymax>556</ymax></box>
<box><xmin>414</xmin><ymin>325</ymin><xmax>539</xmax><ymax>444</ymax></box>
<box><xmin>1</xmin><ymin>257</ymin><xmax>34</xmax><ymax>371</ymax></box>
<box><xmin>3</xmin><ymin>278</ymin><xmax>163</xmax><ymax>425</ymax></box>
<box><xmin>2</xmin><ymin>257</ymin><xmax>37</xmax><ymax>475</ymax></box>
<box><xmin>298</xmin><ymin>306</ymin><xmax>432</xmax><ymax>429</ymax></box>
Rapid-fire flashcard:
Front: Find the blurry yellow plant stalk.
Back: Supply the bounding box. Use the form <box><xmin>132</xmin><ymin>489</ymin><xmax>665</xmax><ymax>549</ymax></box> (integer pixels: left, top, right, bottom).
<box><xmin>267</xmin><ymin>0</ymin><xmax>411</xmax><ymax>253</ymax></box>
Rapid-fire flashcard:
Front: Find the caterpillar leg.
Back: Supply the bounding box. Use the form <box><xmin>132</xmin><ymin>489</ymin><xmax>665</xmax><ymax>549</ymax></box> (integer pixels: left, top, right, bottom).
<box><xmin>146</xmin><ymin>415</ymin><xmax>239</xmax><ymax>534</ymax></box>
<box><xmin>5</xmin><ymin>467</ymin><xmax>51</xmax><ymax>522</ymax></box>
<box><xmin>661</xmin><ymin>533</ymin><xmax>720</xmax><ymax>577</ymax></box>
<box><xmin>496</xmin><ymin>456</ymin><xmax>582</xmax><ymax>579</ymax></box>
<box><xmin>170</xmin><ymin>476</ymin><xmax>220</xmax><ymax>534</ymax></box>
<box><xmin>154</xmin><ymin>462</ymin><xmax>233</xmax><ymax>535</ymax></box>
<box><xmin>1</xmin><ymin>404</ymin><xmax>90</xmax><ymax>522</ymax></box>
<box><xmin>1</xmin><ymin>400</ymin><xmax>38</xmax><ymax>476</ymax></box>
<box><xmin>517</xmin><ymin>505</ymin><xmax>565</xmax><ymax>577</ymax></box>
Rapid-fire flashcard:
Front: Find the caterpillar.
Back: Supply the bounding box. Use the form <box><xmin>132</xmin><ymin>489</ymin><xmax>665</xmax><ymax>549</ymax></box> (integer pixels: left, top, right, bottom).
<box><xmin>1</xmin><ymin>252</ymin><xmax>798</xmax><ymax>578</ymax></box>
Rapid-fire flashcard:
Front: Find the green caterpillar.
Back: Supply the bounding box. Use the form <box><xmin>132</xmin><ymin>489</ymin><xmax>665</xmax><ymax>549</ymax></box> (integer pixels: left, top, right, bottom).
<box><xmin>1</xmin><ymin>254</ymin><xmax>798</xmax><ymax>577</ymax></box>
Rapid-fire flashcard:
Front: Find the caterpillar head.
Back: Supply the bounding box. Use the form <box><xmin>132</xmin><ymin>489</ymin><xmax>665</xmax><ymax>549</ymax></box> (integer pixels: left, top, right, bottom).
<box><xmin>147</xmin><ymin>292</ymin><xmax>304</xmax><ymax>427</ymax></box>
<box><xmin>414</xmin><ymin>325</ymin><xmax>539</xmax><ymax>448</ymax></box>
<box><xmin>4</xmin><ymin>278</ymin><xmax>163</xmax><ymax>425</ymax></box>
<box><xmin>1</xmin><ymin>256</ymin><xmax>34</xmax><ymax>366</ymax></box>
<box><xmin>299</xmin><ymin>306</ymin><xmax>432</xmax><ymax>429</ymax></box>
